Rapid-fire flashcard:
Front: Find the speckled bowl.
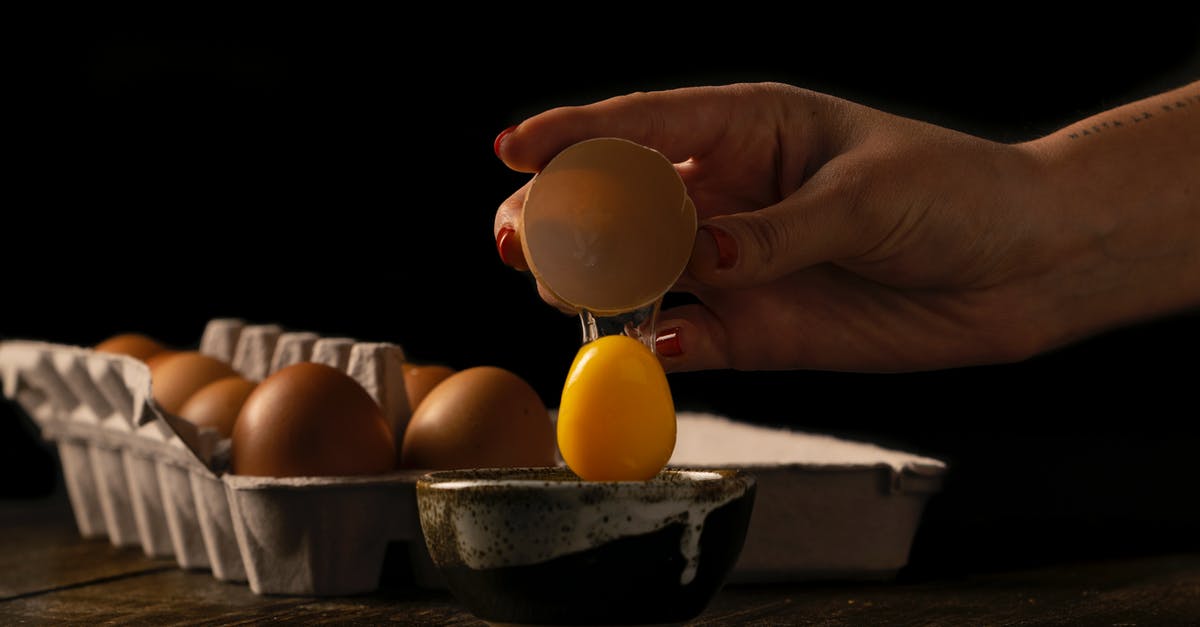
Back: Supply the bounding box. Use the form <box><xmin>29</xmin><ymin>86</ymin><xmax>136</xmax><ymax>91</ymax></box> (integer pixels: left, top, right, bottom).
<box><xmin>417</xmin><ymin>467</ymin><xmax>755</xmax><ymax>626</ymax></box>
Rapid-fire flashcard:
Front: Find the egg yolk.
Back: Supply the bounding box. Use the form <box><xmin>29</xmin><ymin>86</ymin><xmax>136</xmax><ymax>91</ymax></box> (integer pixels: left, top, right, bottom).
<box><xmin>557</xmin><ymin>334</ymin><xmax>676</xmax><ymax>481</ymax></box>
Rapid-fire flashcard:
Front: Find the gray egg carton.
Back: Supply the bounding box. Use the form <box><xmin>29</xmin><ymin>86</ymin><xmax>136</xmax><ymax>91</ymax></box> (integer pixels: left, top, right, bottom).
<box><xmin>0</xmin><ymin>319</ymin><xmax>440</xmax><ymax>595</ymax></box>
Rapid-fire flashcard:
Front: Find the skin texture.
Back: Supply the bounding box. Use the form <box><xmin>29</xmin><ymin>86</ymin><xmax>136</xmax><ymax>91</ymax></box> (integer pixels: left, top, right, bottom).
<box><xmin>494</xmin><ymin>81</ymin><xmax>1200</xmax><ymax>373</ymax></box>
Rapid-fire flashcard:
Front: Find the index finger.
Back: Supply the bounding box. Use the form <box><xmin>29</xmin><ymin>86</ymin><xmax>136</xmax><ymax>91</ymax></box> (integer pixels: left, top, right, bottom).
<box><xmin>496</xmin><ymin>84</ymin><xmax>751</xmax><ymax>173</ymax></box>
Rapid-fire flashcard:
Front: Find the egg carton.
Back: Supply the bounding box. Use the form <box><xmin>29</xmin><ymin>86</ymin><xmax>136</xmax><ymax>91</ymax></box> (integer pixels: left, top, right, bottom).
<box><xmin>669</xmin><ymin>413</ymin><xmax>946</xmax><ymax>582</ymax></box>
<box><xmin>2</xmin><ymin>320</ymin><xmax>950</xmax><ymax>596</ymax></box>
<box><xmin>0</xmin><ymin>319</ymin><xmax>441</xmax><ymax>595</ymax></box>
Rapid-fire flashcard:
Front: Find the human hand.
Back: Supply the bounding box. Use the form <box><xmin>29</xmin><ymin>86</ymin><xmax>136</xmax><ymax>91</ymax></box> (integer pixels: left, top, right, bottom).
<box><xmin>493</xmin><ymin>82</ymin><xmax>1200</xmax><ymax>372</ymax></box>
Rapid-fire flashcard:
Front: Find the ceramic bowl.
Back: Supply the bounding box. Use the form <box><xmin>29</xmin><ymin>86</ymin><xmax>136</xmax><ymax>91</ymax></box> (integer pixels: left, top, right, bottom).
<box><xmin>417</xmin><ymin>467</ymin><xmax>755</xmax><ymax>625</ymax></box>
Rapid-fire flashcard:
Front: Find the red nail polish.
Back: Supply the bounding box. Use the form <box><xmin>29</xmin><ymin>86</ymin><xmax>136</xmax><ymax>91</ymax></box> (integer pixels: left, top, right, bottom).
<box><xmin>656</xmin><ymin>327</ymin><xmax>682</xmax><ymax>357</ymax></box>
<box><xmin>496</xmin><ymin>226</ymin><xmax>529</xmax><ymax>271</ymax></box>
<box><xmin>493</xmin><ymin>125</ymin><xmax>517</xmax><ymax>159</ymax></box>
<box><xmin>700</xmin><ymin>225</ymin><xmax>738</xmax><ymax>269</ymax></box>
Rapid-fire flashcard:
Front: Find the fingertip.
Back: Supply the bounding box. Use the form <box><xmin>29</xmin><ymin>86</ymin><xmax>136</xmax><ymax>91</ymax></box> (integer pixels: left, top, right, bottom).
<box><xmin>686</xmin><ymin>223</ymin><xmax>740</xmax><ymax>284</ymax></box>
<box><xmin>493</xmin><ymin>123</ymin><xmax>545</xmax><ymax>173</ymax></box>
<box><xmin>654</xmin><ymin>306</ymin><xmax>729</xmax><ymax>372</ymax></box>
<box><xmin>653</xmin><ymin>318</ymin><xmax>704</xmax><ymax>373</ymax></box>
<box><xmin>702</xmin><ymin>225</ymin><xmax>739</xmax><ymax>269</ymax></box>
<box><xmin>496</xmin><ymin>114</ymin><xmax>566</xmax><ymax>173</ymax></box>
<box><xmin>496</xmin><ymin>226</ymin><xmax>529</xmax><ymax>271</ymax></box>
<box><xmin>655</xmin><ymin>325</ymin><xmax>683</xmax><ymax>359</ymax></box>
<box><xmin>493</xmin><ymin>125</ymin><xmax>518</xmax><ymax>160</ymax></box>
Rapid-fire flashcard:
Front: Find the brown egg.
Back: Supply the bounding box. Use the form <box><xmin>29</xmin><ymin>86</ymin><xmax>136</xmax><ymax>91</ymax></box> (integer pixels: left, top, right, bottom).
<box><xmin>400</xmin><ymin>366</ymin><xmax>556</xmax><ymax>470</ymax></box>
<box><xmin>232</xmin><ymin>362</ymin><xmax>395</xmax><ymax>477</ymax></box>
<box><xmin>145</xmin><ymin>350</ymin><xmax>180</xmax><ymax>369</ymax></box>
<box><xmin>150</xmin><ymin>351</ymin><xmax>239</xmax><ymax>415</ymax></box>
<box><xmin>178</xmin><ymin>376</ymin><xmax>257</xmax><ymax>438</ymax></box>
<box><xmin>95</xmin><ymin>333</ymin><xmax>168</xmax><ymax>362</ymax></box>
<box><xmin>403</xmin><ymin>364</ymin><xmax>456</xmax><ymax>413</ymax></box>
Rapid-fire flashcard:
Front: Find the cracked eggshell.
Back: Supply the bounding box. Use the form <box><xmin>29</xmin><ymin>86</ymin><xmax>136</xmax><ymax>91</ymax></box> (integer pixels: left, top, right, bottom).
<box><xmin>520</xmin><ymin>138</ymin><xmax>697</xmax><ymax>315</ymax></box>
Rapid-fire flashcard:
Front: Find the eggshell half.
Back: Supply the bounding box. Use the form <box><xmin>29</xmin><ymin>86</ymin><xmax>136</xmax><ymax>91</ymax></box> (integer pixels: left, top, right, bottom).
<box><xmin>520</xmin><ymin>138</ymin><xmax>697</xmax><ymax>315</ymax></box>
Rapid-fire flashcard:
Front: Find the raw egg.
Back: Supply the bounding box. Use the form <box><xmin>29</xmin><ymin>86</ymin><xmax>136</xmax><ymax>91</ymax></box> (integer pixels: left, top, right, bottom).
<box><xmin>150</xmin><ymin>351</ymin><xmax>239</xmax><ymax>415</ymax></box>
<box><xmin>403</xmin><ymin>364</ymin><xmax>456</xmax><ymax>413</ymax></box>
<box><xmin>95</xmin><ymin>333</ymin><xmax>168</xmax><ymax>362</ymax></box>
<box><xmin>557</xmin><ymin>335</ymin><xmax>676</xmax><ymax>481</ymax></box>
<box><xmin>232</xmin><ymin>362</ymin><xmax>395</xmax><ymax>477</ymax></box>
<box><xmin>400</xmin><ymin>366</ymin><xmax>556</xmax><ymax>470</ymax></box>
<box><xmin>178</xmin><ymin>376</ymin><xmax>256</xmax><ymax>438</ymax></box>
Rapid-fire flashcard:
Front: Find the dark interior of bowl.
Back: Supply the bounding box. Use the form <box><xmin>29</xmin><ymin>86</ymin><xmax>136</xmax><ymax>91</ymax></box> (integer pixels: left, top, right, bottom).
<box><xmin>423</xmin><ymin>470</ymin><xmax>756</xmax><ymax>625</ymax></box>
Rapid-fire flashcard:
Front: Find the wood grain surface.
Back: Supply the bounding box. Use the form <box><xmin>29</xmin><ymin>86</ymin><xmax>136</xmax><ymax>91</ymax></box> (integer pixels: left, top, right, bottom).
<box><xmin>2</xmin><ymin>495</ymin><xmax>1198</xmax><ymax>625</ymax></box>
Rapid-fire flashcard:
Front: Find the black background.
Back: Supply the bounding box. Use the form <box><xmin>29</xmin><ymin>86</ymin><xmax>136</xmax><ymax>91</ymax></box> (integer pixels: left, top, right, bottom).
<box><xmin>4</xmin><ymin>18</ymin><xmax>1199</xmax><ymax>576</ymax></box>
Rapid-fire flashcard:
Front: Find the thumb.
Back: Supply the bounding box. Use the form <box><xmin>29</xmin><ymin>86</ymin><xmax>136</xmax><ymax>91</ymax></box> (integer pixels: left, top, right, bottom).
<box><xmin>686</xmin><ymin>161</ymin><xmax>866</xmax><ymax>287</ymax></box>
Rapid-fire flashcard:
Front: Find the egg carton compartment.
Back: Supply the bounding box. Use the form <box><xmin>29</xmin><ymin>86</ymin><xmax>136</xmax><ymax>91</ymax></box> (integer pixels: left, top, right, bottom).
<box><xmin>0</xmin><ymin>320</ymin><xmax>428</xmax><ymax>596</ymax></box>
<box><xmin>224</xmin><ymin>472</ymin><xmax>426</xmax><ymax>595</ymax></box>
<box><xmin>158</xmin><ymin>456</ymin><xmax>210</xmax><ymax>570</ymax></box>
<box><xmin>191</xmin><ymin>464</ymin><xmax>246</xmax><ymax>581</ymax></box>
<box><xmin>32</xmin><ymin>396</ymin><xmax>207</xmax><ymax>556</ymax></box>
<box><xmin>55</xmin><ymin>437</ymin><xmax>107</xmax><ymax>539</ymax></box>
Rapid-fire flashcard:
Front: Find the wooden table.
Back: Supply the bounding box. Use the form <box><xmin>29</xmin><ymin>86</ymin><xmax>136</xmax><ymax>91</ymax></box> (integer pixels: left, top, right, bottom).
<box><xmin>2</xmin><ymin>493</ymin><xmax>1198</xmax><ymax>625</ymax></box>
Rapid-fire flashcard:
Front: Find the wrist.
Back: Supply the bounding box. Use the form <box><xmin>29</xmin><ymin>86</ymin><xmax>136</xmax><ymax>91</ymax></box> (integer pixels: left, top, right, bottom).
<box><xmin>1016</xmin><ymin>87</ymin><xmax>1200</xmax><ymax>350</ymax></box>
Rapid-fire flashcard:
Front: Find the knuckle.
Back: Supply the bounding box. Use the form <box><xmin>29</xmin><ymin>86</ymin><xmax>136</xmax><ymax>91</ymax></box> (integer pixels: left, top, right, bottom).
<box><xmin>752</xmin><ymin>81</ymin><xmax>794</xmax><ymax>97</ymax></box>
<box><xmin>609</xmin><ymin>90</ymin><xmax>652</xmax><ymax>113</ymax></box>
<box><xmin>823</xmin><ymin>157</ymin><xmax>883</xmax><ymax>254</ymax></box>
<box><xmin>830</xmin><ymin>158</ymin><xmax>873</xmax><ymax>211</ymax></box>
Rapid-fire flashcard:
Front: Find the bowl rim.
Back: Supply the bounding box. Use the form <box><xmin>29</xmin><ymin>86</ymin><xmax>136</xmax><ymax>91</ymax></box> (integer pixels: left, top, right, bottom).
<box><xmin>417</xmin><ymin>466</ymin><xmax>753</xmax><ymax>492</ymax></box>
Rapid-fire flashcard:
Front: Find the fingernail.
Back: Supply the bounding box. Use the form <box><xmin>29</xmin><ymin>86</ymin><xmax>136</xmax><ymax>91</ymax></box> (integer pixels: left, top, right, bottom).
<box><xmin>493</xmin><ymin>125</ymin><xmax>517</xmax><ymax>159</ymax></box>
<box><xmin>496</xmin><ymin>226</ymin><xmax>529</xmax><ymax>271</ymax></box>
<box><xmin>700</xmin><ymin>225</ymin><xmax>738</xmax><ymax>269</ymax></box>
<box><xmin>656</xmin><ymin>327</ymin><xmax>683</xmax><ymax>357</ymax></box>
